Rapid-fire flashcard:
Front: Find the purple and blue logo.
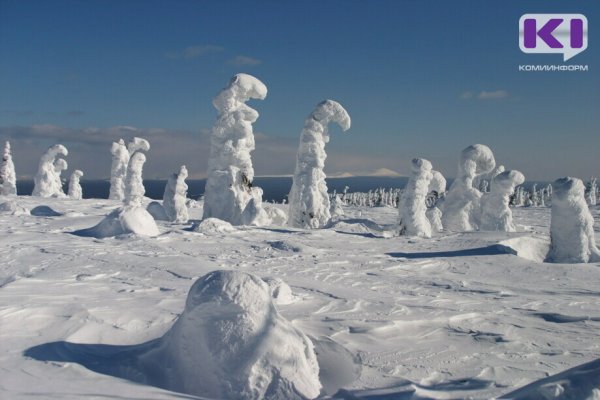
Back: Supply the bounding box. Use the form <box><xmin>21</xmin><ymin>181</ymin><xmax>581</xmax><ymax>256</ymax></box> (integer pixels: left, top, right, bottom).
<box><xmin>519</xmin><ymin>14</ymin><xmax>588</xmax><ymax>61</ymax></box>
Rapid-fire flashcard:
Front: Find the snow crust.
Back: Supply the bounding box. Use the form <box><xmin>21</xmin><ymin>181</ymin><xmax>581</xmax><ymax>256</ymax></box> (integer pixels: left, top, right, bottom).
<box><xmin>547</xmin><ymin>177</ymin><xmax>600</xmax><ymax>263</ymax></box>
<box><xmin>203</xmin><ymin>73</ymin><xmax>270</xmax><ymax>226</ymax></box>
<box><xmin>140</xmin><ymin>270</ymin><xmax>321</xmax><ymax>399</ymax></box>
<box><xmin>32</xmin><ymin>144</ymin><xmax>69</xmax><ymax>198</ymax></box>
<box><xmin>162</xmin><ymin>166</ymin><xmax>189</xmax><ymax>223</ymax></box>
<box><xmin>398</xmin><ymin>158</ymin><xmax>433</xmax><ymax>238</ymax></box>
<box><xmin>67</xmin><ymin>170</ymin><xmax>84</xmax><ymax>200</ymax></box>
<box><xmin>288</xmin><ymin>100</ymin><xmax>351</xmax><ymax>229</ymax></box>
<box><xmin>480</xmin><ymin>170</ymin><xmax>525</xmax><ymax>232</ymax></box>
<box><xmin>0</xmin><ymin>141</ymin><xmax>17</xmax><ymax>196</ymax></box>
<box><xmin>442</xmin><ymin>144</ymin><xmax>495</xmax><ymax>231</ymax></box>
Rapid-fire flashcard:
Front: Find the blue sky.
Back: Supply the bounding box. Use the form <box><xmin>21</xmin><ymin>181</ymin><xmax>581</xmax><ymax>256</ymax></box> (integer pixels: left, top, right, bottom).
<box><xmin>0</xmin><ymin>0</ymin><xmax>598</xmax><ymax>180</ymax></box>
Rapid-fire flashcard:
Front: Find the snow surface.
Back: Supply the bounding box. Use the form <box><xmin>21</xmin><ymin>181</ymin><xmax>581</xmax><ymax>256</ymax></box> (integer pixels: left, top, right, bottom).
<box><xmin>1</xmin><ymin>196</ymin><xmax>600</xmax><ymax>399</ymax></box>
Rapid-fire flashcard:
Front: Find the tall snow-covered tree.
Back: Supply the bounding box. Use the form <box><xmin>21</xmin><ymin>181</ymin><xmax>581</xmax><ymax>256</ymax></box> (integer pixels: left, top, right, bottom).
<box><xmin>548</xmin><ymin>177</ymin><xmax>600</xmax><ymax>263</ymax></box>
<box><xmin>398</xmin><ymin>158</ymin><xmax>434</xmax><ymax>237</ymax></box>
<box><xmin>163</xmin><ymin>165</ymin><xmax>189</xmax><ymax>223</ymax></box>
<box><xmin>109</xmin><ymin>139</ymin><xmax>129</xmax><ymax>200</ymax></box>
<box><xmin>442</xmin><ymin>144</ymin><xmax>495</xmax><ymax>231</ymax></box>
<box><xmin>426</xmin><ymin>170</ymin><xmax>446</xmax><ymax>232</ymax></box>
<box><xmin>0</xmin><ymin>141</ymin><xmax>17</xmax><ymax>196</ymax></box>
<box><xmin>203</xmin><ymin>73</ymin><xmax>270</xmax><ymax>226</ymax></box>
<box><xmin>68</xmin><ymin>170</ymin><xmax>84</xmax><ymax>200</ymax></box>
<box><xmin>480</xmin><ymin>170</ymin><xmax>524</xmax><ymax>232</ymax></box>
<box><xmin>32</xmin><ymin>144</ymin><xmax>68</xmax><ymax>197</ymax></box>
<box><xmin>288</xmin><ymin>100</ymin><xmax>351</xmax><ymax>229</ymax></box>
<box><xmin>124</xmin><ymin>152</ymin><xmax>147</xmax><ymax>207</ymax></box>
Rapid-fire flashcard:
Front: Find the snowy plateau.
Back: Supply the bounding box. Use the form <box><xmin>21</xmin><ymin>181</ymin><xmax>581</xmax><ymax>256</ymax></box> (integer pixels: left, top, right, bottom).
<box><xmin>1</xmin><ymin>196</ymin><xmax>600</xmax><ymax>399</ymax></box>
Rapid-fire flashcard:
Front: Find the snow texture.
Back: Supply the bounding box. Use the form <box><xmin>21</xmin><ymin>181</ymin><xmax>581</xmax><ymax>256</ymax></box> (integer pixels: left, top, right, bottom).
<box><xmin>146</xmin><ymin>201</ymin><xmax>168</xmax><ymax>221</ymax></box>
<box><xmin>480</xmin><ymin>170</ymin><xmax>525</xmax><ymax>232</ymax></box>
<box><xmin>442</xmin><ymin>144</ymin><xmax>496</xmax><ymax>231</ymax></box>
<box><xmin>127</xmin><ymin>137</ymin><xmax>150</xmax><ymax>155</ymax></box>
<box><xmin>399</xmin><ymin>158</ymin><xmax>434</xmax><ymax>238</ymax></box>
<box><xmin>162</xmin><ymin>166</ymin><xmax>189</xmax><ymax>223</ymax></box>
<box><xmin>203</xmin><ymin>73</ymin><xmax>270</xmax><ymax>226</ymax></box>
<box><xmin>547</xmin><ymin>177</ymin><xmax>600</xmax><ymax>263</ymax></box>
<box><xmin>264</xmin><ymin>204</ymin><xmax>288</xmax><ymax>226</ymax></box>
<box><xmin>288</xmin><ymin>100</ymin><xmax>351</xmax><ymax>229</ymax></box>
<box><xmin>192</xmin><ymin>217</ymin><xmax>236</xmax><ymax>234</ymax></box>
<box><xmin>32</xmin><ymin>144</ymin><xmax>69</xmax><ymax>198</ymax></box>
<box><xmin>264</xmin><ymin>277</ymin><xmax>295</xmax><ymax>305</ymax></box>
<box><xmin>0</xmin><ymin>141</ymin><xmax>17</xmax><ymax>196</ymax></box>
<box><xmin>0</xmin><ymin>200</ymin><xmax>29</xmax><ymax>215</ymax></box>
<box><xmin>67</xmin><ymin>170</ymin><xmax>84</xmax><ymax>200</ymax></box>
<box><xmin>108</xmin><ymin>139</ymin><xmax>129</xmax><ymax>200</ymax></box>
<box><xmin>140</xmin><ymin>270</ymin><xmax>321</xmax><ymax>399</ymax></box>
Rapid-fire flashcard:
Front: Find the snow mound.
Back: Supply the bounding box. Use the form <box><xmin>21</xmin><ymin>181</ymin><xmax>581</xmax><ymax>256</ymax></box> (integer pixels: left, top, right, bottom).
<box><xmin>496</xmin><ymin>236</ymin><xmax>551</xmax><ymax>263</ymax></box>
<box><xmin>501</xmin><ymin>357</ymin><xmax>600</xmax><ymax>399</ymax></box>
<box><xmin>30</xmin><ymin>205</ymin><xmax>63</xmax><ymax>217</ymax></box>
<box><xmin>0</xmin><ymin>200</ymin><xmax>29</xmax><ymax>215</ymax></box>
<box><xmin>265</xmin><ymin>204</ymin><xmax>288</xmax><ymax>226</ymax></box>
<box><xmin>264</xmin><ymin>277</ymin><xmax>296</xmax><ymax>305</ymax></box>
<box><xmin>192</xmin><ymin>217</ymin><xmax>236</xmax><ymax>234</ymax></box>
<box><xmin>268</xmin><ymin>240</ymin><xmax>303</xmax><ymax>253</ymax></box>
<box><xmin>146</xmin><ymin>201</ymin><xmax>168</xmax><ymax>221</ymax></box>
<box><xmin>140</xmin><ymin>270</ymin><xmax>321</xmax><ymax>399</ymax></box>
<box><xmin>75</xmin><ymin>207</ymin><xmax>159</xmax><ymax>238</ymax></box>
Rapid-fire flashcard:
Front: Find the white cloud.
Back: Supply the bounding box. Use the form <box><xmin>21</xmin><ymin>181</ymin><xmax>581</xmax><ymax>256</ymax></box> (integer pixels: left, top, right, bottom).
<box><xmin>165</xmin><ymin>45</ymin><xmax>224</xmax><ymax>60</ymax></box>
<box><xmin>228</xmin><ymin>55</ymin><xmax>262</xmax><ymax>67</ymax></box>
<box><xmin>478</xmin><ymin>90</ymin><xmax>509</xmax><ymax>100</ymax></box>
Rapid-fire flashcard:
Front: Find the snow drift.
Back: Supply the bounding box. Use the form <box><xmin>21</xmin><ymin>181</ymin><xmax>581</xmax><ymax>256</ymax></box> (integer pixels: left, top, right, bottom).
<box><xmin>203</xmin><ymin>73</ymin><xmax>270</xmax><ymax>226</ymax></box>
<box><xmin>547</xmin><ymin>177</ymin><xmax>600</xmax><ymax>263</ymax></box>
<box><xmin>139</xmin><ymin>270</ymin><xmax>321</xmax><ymax>399</ymax></box>
<box><xmin>288</xmin><ymin>100</ymin><xmax>351</xmax><ymax>229</ymax></box>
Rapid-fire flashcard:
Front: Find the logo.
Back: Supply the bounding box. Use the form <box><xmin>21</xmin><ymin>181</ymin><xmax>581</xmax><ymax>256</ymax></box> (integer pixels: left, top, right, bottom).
<box><xmin>519</xmin><ymin>14</ymin><xmax>588</xmax><ymax>61</ymax></box>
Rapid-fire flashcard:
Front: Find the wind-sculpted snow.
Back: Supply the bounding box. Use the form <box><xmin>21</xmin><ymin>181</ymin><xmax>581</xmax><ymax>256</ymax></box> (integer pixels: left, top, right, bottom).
<box><xmin>288</xmin><ymin>100</ymin><xmax>351</xmax><ymax>229</ymax></box>
<box><xmin>162</xmin><ymin>165</ymin><xmax>189</xmax><ymax>223</ymax></box>
<box><xmin>480</xmin><ymin>170</ymin><xmax>525</xmax><ymax>232</ymax></box>
<box><xmin>192</xmin><ymin>217</ymin><xmax>236</xmax><ymax>234</ymax></box>
<box><xmin>426</xmin><ymin>170</ymin><xmax>446</xmax><ymax>232</ymax></box>
<box><xmin>68</xmin><ymin>170</ymin><xmax>84</xmax><ymax>200</ymax></box>
<box><xmin>32</xmin><ymin>144</ymin><xmax>69</xmax><ymax>198</ymax></box>
<box><xmin>140</xmin><ymin>270</ymin><xmax>321</xmax><ymax>399</ymax></box>
<box><xmin>108</xmin><ymin>139</ymin><xmax>129</xmax><ymax>200</ymax></box>
<box><xmin>203</xmin><ymin>73</ymin><xmax>270</xmax><ymax>226</ymax></box>
<box><xmin>399</xmin><ymin>158</ymin><xmax>434</xmax><ymax>238</ymax></box>
<box><xmin>124</xmin><ymin>152</ymin><xmax>147</xmax><ymax>207</ymax></box>
<box><xmin>127</xmin><ymin>137</ymin><xmax>150</xmax><ymax>155</ymax></box>
<box><xmin>0</xmin><ymin>141</ymin><xmax>17</xmax><ymax>196</ymax></box>
<box><xmin>547</xmin><ymin>177</ymin><xmax>600</xmax><ymax>263</ymax></box>
<box><xmin>442</xmin><ymin>144</ymin><xmax>496</xmax><ymax>231</ymax></box>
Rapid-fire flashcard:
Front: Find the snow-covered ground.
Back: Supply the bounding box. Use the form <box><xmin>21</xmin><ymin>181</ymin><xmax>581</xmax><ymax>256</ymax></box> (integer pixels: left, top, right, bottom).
<box><xmin>1</xmin><ymin>196</ymin><xmax>599</xmax><ymax>399</ymax></box>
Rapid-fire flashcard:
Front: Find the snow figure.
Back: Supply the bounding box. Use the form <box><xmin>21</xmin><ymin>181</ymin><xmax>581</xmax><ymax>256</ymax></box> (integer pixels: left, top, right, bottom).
<box><xmin>108</xmin><ymin>139</ymin><xmax>129</xmax><ymax>200</ymax></box>
<box><xmin>442</xmin><ymin>144</ymin><xmax>495</xmax><ymax>231</ymax></box>
<box><xmin>127</xmin><ymin>137</ymin><xmax>150</xmax><ymax>155</ymax></box>
<box><xmin>426</xmin><ymin>170</ymin><xmax>446</xmax><ymax>232</ymax></box>
<box><xmin>139</xmin><ymin>270</ymin><xmax>321</xmax><ymax>399</ymax></box>
<box><xmin>547</xmin><ymin>177</ymin><xmax>600</xmax><ymax>263</ymax></box>
<box><xmin>480</xmin><ymin>170</ymin><xmax>525</xmax><ymax>232</ymax></box>
<box><xmin>288</xmin><ymin>100</ymin><xmax>351</xmax><ymax>229</ymax></box>
<box><xmin>67</xmin><ymin>170</ymin><xmax>84</xmax><ymax>200</ymax></box>
<box><xmin>124</xmin><ymin>152</ymin><xmax>147</xmax><ymax>207</ymax></box>
<box><xmin>53</xmin><ymin>158</ymin><xmax>68</xmax><ymax>196</ymax></box>
<box><xmin>330</xmin><ymin>194</ymin><xmax>345</xmax><ymax>219</ymax></box>
<box><xmin>203</xmin><ymin>73</ymin><xmax>270</xmax><ymax>226</ymax></box>
<box><xmin>398</xmin><ymin>158</ymin><xmax>434</xmax><ymax>238</ymax></box>
<box><xmin>162</xmin><ymin>165</ymin><xmax>189</xmax><ymax>223</ymax></box>
<box><xmin>0</xmin><ymin>141</ymin><xmax>17</xmax><ymax>196</ymax></box>
<box><xmin>32</xmin><ymin>144</ymin><xmax>68</xmax><ymax>197</ymax></box>
<box><xmin>586</xmin><ymin>177</ymin><xmax>597</xmax><ymax>206</ymax></box>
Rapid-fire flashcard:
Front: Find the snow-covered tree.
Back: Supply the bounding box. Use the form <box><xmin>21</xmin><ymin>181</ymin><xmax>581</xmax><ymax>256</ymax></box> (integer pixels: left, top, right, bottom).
<box><xmin>0</xmin><ymin>141</ymin><xmax>17</xmax><ymax>196</ymax></box>
<box><xmin>124</xmin><ymin>152</ymin><xmax>147</xmax><ymax>207</ymax></box>
<box><xmin>398</xmin><ymin>158</ymin><xmax>434</xmax><ymax>238</ymax></box>
<box><xmin>53</xmin><ymin>158</ymin><xmax>68</xmax><ymax>197</ymax></box>
<box><xmin>32</xmin><ymin>144</ymin><xmax>69</xmax><ymax>197</ymax></box>
<box><xmin>426</xmin><ymin>170</ymin><xmax>446</xmax><ymax>232</ymax></box>
<box><xmin>203</xmin><ymin>73</ymin><xmax>270</xmax><ymax>226</ymax></box>
<box><xmin>480</xmin><ymin>170</ymin><xmax>525</xmax><ymax>232</ymax></box>
<box><xmin>67</xmin><ymin>170</ymin><xmax>84</xmax><ymax>200</ymax></box>
<box><xmin>288</xmin><ymin>100</ymin><xmax>351</xmax><ymax>229</ymax></box>
<box><xmin>329</xmin><ymin>194</ymin><xmax>344</xmax><ymax>219</ymax></box>
<box><xmin>586</xmin><ymin>177</ymin><xmax>597</xmax><ymax>206</ymax></box>
<box><xmin>127</xmin><ymin>137</ymin><xmax>150</xmax><ymax>156</ymax></box>
<box><xmin>442</xmin><ymin>144</ymin><xmax>495</xmax><ymax>231</ymax></box>
<box><xmin>548</xmin><ymin>177</ymin><xmax>600</xmax><ymax>263</ymax></box>
<box><xmin>109</xmin><ymin>139</ymin><xmax>129</xmax><ymax>200</ymax></box>
<box><xmin>163</xmin><ymin>165</ymin><xmax>189</xmax><ymax>223</ymax></box>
